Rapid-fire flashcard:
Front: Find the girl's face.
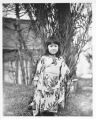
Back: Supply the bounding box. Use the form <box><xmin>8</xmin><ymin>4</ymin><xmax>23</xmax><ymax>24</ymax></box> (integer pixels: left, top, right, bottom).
<box><xmin>48</xmin><ymin>43</ymin><xmax>59</xmax><ymax>55</ymax></box>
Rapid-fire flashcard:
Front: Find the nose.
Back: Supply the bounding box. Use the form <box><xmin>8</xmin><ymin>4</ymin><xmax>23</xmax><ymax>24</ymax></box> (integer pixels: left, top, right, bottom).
<box><xmin>52</xmin><ymin>49</ymin><xmax>56</xmax><ymax>51</ymax></box>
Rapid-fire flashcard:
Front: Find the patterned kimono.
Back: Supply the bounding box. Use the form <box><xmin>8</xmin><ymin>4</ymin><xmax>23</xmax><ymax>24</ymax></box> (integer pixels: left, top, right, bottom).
<box><xmin>32</xmin><ymin>55</ymin><xmax>70</xmax><ymax>116</ymax></box>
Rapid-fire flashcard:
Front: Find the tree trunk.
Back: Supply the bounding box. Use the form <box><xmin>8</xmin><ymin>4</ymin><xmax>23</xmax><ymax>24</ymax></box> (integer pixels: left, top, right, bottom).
<box><xmin>15</xmin><ymin>4</ymin><xmax>26</xmax><ymax>84</ymax></box>
<box><xmin>18</xmin><ymin>50</ymin><xmax>26</xmax><ymax>84</ymax></box>
<box><xmin>24</xmin><ymin>59</ymin><xmax>29</xmax><ymax>85</ymax></box>
<box><xmin>15</xmin><ymin>53</ymin><xmax>18</xmax><ymax>84</ymax></box>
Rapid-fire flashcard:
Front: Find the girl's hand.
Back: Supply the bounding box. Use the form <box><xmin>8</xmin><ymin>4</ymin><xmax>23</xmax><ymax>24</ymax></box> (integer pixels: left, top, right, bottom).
<box><xmin>33</xmin><ymin>81</ymin><xmax>38</xmax><ymax>87</ymax></box>
<box><xmin>66</xmin><ymin>69</ymin><xmax>70</xmax><ymax>75</ymax></box>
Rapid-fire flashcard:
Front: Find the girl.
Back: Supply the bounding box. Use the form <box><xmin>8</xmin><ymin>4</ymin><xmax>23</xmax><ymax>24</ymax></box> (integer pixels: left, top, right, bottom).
<box><xmin>29</xmin><ymin>36</ymin><xmax>70</xmax><ymax>116</ymax></box>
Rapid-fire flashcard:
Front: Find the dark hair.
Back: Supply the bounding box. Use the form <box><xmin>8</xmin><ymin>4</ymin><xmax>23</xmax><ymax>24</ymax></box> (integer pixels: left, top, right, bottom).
<box><xmin>45</xmin><ymin>36</ymin><xmax>61</xmax><ymax>57</ymax></box>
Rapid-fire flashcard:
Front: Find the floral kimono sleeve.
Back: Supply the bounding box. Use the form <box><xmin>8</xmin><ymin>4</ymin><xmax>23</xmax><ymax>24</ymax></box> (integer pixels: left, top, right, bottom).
<box><xmin>33</xmin><ymin>57</ymin><xmax>44</xmax><ymax>82</ymax></box>
<box><xmin>60</xmin><ymin>59</ymin><xmax>70</xmax><ymax>80</ymax></box>
<box><xmin>58</xmin><ymin>59</ymin><xmax>70</xmax><ymax>105</ymax></box>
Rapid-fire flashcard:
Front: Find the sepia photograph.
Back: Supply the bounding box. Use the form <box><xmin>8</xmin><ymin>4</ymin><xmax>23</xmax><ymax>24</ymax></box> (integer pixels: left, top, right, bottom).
<box><xmin>2</xmin><ymin>2</ymin><xmax>93</xmax><ymax>117</ymax></box>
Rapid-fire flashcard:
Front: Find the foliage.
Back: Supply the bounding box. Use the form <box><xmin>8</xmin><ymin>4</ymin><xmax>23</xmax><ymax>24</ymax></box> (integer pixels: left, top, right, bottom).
<box><xmin>3</xmin><ymin>3</ymin><xmax>92</xmax><ymax>102</ymax></box>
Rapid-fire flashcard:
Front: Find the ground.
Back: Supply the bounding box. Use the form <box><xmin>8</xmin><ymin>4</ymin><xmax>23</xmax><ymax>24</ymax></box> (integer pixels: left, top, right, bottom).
<box><xmin>3</xmin><ymin>77</ymin><xmax>92</xmax><ymax>116</ymax></box>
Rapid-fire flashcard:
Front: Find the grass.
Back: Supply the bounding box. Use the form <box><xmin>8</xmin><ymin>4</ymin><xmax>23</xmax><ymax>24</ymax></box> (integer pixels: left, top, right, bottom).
<box><xmin>3</xmin><ymin>82</ymin><xmax>34</xmax><ymax>116</ymax></box>
<box><xmin>3</xmin><ymin>77</ymin><xmax>93</xmax><ymax>116</ymax></box>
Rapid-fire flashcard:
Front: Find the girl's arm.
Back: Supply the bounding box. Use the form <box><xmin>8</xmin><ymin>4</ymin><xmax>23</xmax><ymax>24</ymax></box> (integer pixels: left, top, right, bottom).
<box><xmin>60</xmin><ymin>59</ymin><xmax>70</xmax><ymax>80</ymax></box>
<box><xmin>33</xmin><ymin>56</ymin><xmax>44</xmax><ymax>87</ymax></box>
<box><xmin>55</xmin><ymin>59</ymin><xmax>70</xmax><ymax>89</ymax></box>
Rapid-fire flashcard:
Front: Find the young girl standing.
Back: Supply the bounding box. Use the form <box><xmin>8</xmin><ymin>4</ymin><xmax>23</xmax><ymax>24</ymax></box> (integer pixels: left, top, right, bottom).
<box><xmin>30</xmin><ymin>36</ymin><xmax>70</xmax><ymax>116</ymax></box>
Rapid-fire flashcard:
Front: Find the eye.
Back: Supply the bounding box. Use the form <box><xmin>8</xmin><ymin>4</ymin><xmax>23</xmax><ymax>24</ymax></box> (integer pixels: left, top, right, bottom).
<box><xmin>53</xmin><ymin>44</ymin><xmax>58</xmax><ymax>47</ymax></box>
<box><xmin>55</xmin><ymin>45</ymin><xmax>58</xmax><ymax>47</ymax></box>
<box><xmin>49</xmin><ymin>44</ymin><xmax>53</xmax><ymax>47</ymax></box>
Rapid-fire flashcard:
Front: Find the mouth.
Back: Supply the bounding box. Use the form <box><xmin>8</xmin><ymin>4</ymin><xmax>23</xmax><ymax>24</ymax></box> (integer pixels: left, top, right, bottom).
<box><xmin>51</xmin><ymin>50</ymin><xmax>56</xmax><ymax>52</ymax></box>
<box><xmin>50</xmin><ymin>50</ymin><xmax>57</xmax><ymax>54</ymax></box>
<box><xmin>52</xmin><ymin>49</ymin><xmax>57</xmax><ymax>52</ymax></box>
